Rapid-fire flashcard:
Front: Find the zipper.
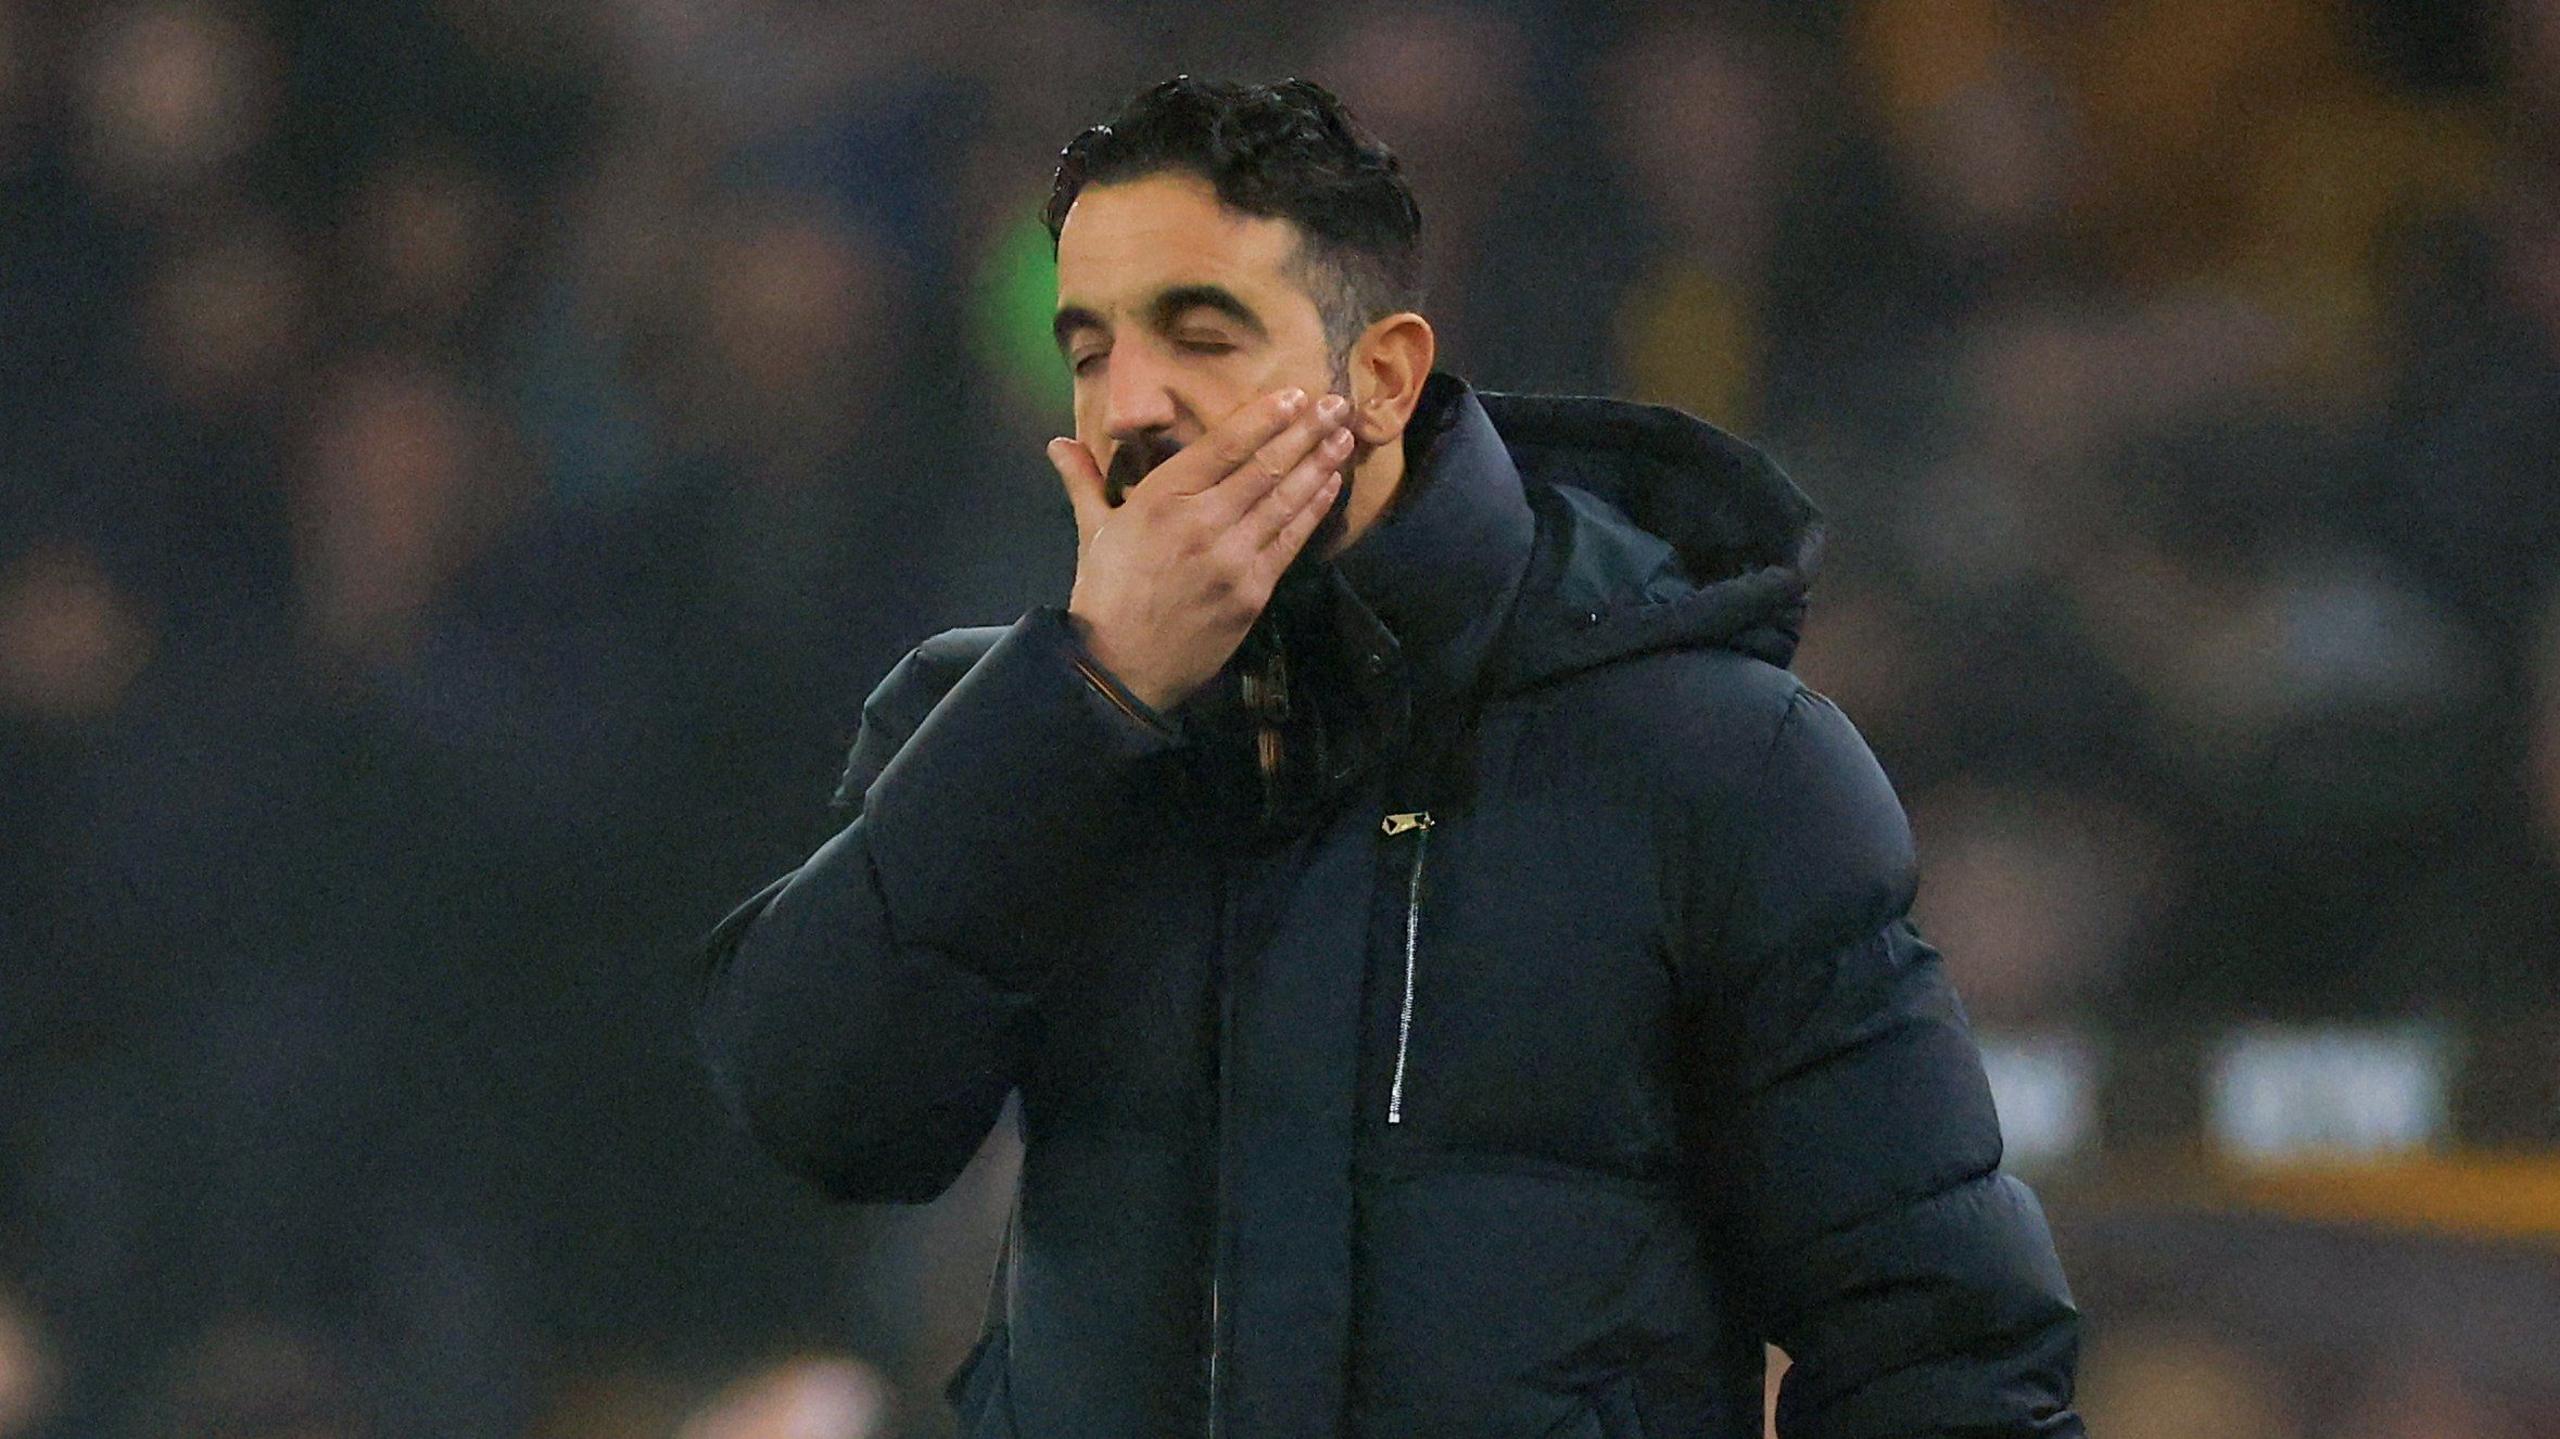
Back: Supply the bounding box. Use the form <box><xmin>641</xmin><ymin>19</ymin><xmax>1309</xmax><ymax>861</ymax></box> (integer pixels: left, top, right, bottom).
<box><xmin>1382</xmin><ymin>811</ymin><xmax>1433</xmax><ymax>1124</ymax></box>
<box><xmin>1205</xmin><ymin>853</ymin><xmax>1238</xmax><ymax>1439</ymax></box>
<box><xmin>1206</xmin><ymin>1268</ymin><xmax>1223</xmax><ymax>1438</ymax></box>
<box><xmin>1203</xmin><ymin>809</ymin><xmax>1432</xmax><ymax>1431</ymax></box>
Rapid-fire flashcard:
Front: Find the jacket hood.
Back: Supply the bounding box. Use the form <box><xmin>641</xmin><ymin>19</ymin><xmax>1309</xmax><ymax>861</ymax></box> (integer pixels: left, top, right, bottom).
<box><xmin>1473</xmin><ymin>388</ymin><xmax>1824</xmax><ymax>690</ymax></box>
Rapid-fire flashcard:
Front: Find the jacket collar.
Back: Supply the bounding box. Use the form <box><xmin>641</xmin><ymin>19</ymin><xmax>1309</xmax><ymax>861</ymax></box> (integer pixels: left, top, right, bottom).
<box><xmin>1321</xmin><ymin>371</ymin><xmax>1538</xmax><ymax>716</ymax></box>
<box><xmin>1474</xmin><ymin>388</ymin><xmax>1823</xmax><ymax>686</ymax></box>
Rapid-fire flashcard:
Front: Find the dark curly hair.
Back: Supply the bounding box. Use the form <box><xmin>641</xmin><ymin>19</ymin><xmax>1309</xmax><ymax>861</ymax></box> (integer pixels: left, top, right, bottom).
<box><xmin>1043</xmin><ymin>76</ymin><xmax>1424</xmax><ymax>356</ymax></box>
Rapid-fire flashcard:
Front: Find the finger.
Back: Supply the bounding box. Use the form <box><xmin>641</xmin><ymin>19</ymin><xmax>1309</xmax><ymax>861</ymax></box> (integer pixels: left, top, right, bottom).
<box><xmin>1204</xmin><ymin>392</ymin><xmax>1350</xmax><ymax>527</ymax></box>
<box><xmin>1239</xmin><ymin>422</ymin><xmax>1355</xmax><ymax>548</ymax></box>
<box><xmin>1154</xmin><ymin>386</ymin><xmax>1307</xmax><ymax>496</ymax></box>
<box><xmin>1252</xmin><ymin>470</ymin><xmax>1343</xmax><ymax>589</ymax></box>
<box><xmin>1048</xmin><ymin>437</ymin><xmax>1109</xmax><ymax>537</ymax></box>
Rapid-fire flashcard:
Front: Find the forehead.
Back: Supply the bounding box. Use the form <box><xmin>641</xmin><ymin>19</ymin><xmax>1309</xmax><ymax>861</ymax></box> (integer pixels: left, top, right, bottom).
<box><xmin>1054</xmin><ymin>172</ymin><xmax>1307</xmax><ymax>306</ymax></box>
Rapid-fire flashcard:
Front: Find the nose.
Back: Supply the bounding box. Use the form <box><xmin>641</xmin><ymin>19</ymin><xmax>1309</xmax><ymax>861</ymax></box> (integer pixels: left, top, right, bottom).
<box><xmin>1100</xmin><ymin>341</ymin><xmax>1181</xmax><ymax>446</ymax></box>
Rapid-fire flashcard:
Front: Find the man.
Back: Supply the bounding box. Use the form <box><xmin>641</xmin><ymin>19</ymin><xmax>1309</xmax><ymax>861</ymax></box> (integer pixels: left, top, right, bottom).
<box><xmin>696</xmin><ymin>76</ymin><xmax>2083</xmax><ymax>1438</ymax></box>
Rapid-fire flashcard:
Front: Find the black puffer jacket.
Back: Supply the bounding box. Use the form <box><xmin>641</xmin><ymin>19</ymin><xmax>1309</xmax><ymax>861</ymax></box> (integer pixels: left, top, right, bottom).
<box><xmin>696</xmin><ymin>375</ymin><xmax>2083</xmax><ymax>1439</ymax></box>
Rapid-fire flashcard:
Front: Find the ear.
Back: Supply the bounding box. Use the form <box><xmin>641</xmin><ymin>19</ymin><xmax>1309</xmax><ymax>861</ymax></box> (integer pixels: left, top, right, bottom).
<box><xmin>1346</xmin><ymin>312</ymin><xmax>1436</xmax><ymax>448</ymax></box>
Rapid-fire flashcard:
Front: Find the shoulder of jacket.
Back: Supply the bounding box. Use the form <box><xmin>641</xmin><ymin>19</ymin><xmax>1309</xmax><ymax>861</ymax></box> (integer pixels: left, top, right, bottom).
<box><xmin>1546</xmin><ymin>642</ymin><xmax>1810</xmax><ymax>751</ymax></box>
<box><xmin>1489</xmin><ymin>646</ymin><xmax>1818</xmax><ymax>838</ymax></box>
<box><xmin>1666</xmin><ymin>655</ymin><xmax>1891</xmax><ymax>812</ymax></box>
<box><xmin>1675</xmin><ymin>645</ymin><xmax>1810</xmax><ymax>720</ymax></box>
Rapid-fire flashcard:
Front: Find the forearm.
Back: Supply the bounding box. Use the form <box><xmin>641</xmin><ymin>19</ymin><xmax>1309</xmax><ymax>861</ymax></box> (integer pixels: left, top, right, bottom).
<box><xmin>859</xmin><ymin>605</ymin><xmax>1185</xmax><ymax>988</ymax></box>
<box><xmin>696</xmin><ymin>606</ymin><xmax>1183</xmax><ymax>1199</ymax></box>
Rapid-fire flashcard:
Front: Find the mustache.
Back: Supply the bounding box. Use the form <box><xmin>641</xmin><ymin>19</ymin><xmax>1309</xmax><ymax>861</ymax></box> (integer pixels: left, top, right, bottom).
<box><xmin>1104</xmin><ymin>433</ymin><xmax>1184</xmax><ymax>506</ymax></box>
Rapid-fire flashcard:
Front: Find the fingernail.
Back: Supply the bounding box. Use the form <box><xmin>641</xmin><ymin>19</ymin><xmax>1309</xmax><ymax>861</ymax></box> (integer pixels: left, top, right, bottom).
<box><xmin>1279</xmin><ymin>388</ymin><xmax>1307</xmax><ymax>413</ymax></box>
<box><xmin>1325</xmin><ymin>428</ymin><xmax>1355</xmax><ymax>454</ymax></box>
<box><xmin>1316</xmin><ymin>394</ymin><xmax>1349</xmax><ymax>423</ymax></box>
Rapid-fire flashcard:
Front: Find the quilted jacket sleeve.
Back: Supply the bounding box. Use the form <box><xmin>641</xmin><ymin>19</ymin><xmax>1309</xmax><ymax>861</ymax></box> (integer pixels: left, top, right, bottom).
<box><xmin>695</xmin><ymin>606</ymin><xmax>1184</xmax><ymax>1203</ymax></box>
<box><xmin>1699</xmin><ymin>685</ymin><xmax>2083</xmax><ymax>1438</ymax></box>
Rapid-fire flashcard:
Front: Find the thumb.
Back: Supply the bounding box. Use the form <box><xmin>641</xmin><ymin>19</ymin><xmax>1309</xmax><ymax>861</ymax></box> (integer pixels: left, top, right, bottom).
<box><xmin>1047</xmin><ymin>437</ymin><xmax>1110</xmax><ymax>540</ymax></box>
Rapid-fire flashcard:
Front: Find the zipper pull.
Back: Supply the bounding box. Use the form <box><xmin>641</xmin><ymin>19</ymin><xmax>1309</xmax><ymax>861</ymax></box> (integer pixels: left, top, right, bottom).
<box><xmin>1380</xmin><ymin>811</ymin><xmax>1434</xmax><ymax>837</ymax></box>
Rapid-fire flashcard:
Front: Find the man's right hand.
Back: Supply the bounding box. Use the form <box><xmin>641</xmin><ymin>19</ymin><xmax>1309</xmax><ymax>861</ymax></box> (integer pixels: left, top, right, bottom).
<box><xmin>1050</xmin><ymin>387</ymin><xmax>1354</xmax><ymax>713</ymax></box>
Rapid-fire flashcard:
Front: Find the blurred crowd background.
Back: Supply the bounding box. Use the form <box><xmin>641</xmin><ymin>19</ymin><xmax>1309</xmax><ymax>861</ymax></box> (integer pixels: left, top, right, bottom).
<box><xmin>4</xmin><ymin>0</ymin><xmax>2559</xmax><ymax>1434</ymax></box>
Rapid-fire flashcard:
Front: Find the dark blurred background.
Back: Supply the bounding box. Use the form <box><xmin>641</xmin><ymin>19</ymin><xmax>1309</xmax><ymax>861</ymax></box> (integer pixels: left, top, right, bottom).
<box><xmin>3</xmin><ymin>0</ymin><xmax>2558</xmax><ymax>1435</ymax></box>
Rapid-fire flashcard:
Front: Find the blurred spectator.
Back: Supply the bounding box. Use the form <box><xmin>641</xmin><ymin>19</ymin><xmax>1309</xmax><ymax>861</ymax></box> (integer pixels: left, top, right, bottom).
<box><xmin>659</xmin><ymin>197</ymin><xmax>896</xmax><ymax>477</ymax></box>
<box><xmin>1908</xmin><ymin>780</ymin><xmax>2164</xmax><ymax>1026</ymax></box>
<box><xmin>0</xmin><ymin>540</ymin><xmax>154</xmax><ymax>725</ymax></box>
<box><xmin>526</xmin><ymin>1362</ymin><xmax>699</xmax><ymax>1439</ymax></box>
<box><xmin>139</xmin><ymin>211</ymin><xmax>310</xmax><ymax>416</ymax></box>
<box><xmin>503</xmin><ymin>127</ymin><xmax>705</xmax><ymax>511</ymax></box>
<box><xmin>1601</xmin><ymin>14</ymin><xmax>1803</xmax><ymax>435</ymax></box>
<box><xmin>1867</xmin><ymin>33</ymin><xmax>2076</xmax><ymax>276</ymax></box>
<box><xmin>2075</xmin><ymin>1323</ymin><xmax>2300</xmax><ymax>1439</ymax></box>
<box><xmin>2359</xmin><ymin>1</ymin><xmax>2560</xmax><ymax>652</ymax></box>
<box><xmin>70</xmin><ymin>1</ymin><xmax>276</xmax><ymax>219</ymax></box>
<box><xmin>129</xmin><ymin>1317</ymin><xmax>367</xmax><ymax>1439</ymax></box>
<box><xmin>1319</xmin><ymin>3</ymin><xmax>1533</xmax><ymax>373</ymax></box>
<box><xmin>676</xmin><ymin>1355</ymin><xmax>895</xmax><ymax>1439</ymax></box>
<box><xmin>594</xmin><ymin>0</ymin><xmax>929</xmax><ymax>144</ymax></box>
<box><xmin>1852</xmin><ymin>0</ymin><xmax>2490</xmax><ymax>317</ymax></box>
<box><xmin>293</xmin><ymin>355</ymin><xmax>522</xmax><ymax>673</ymax></box>
<box><xmin>336</xmin><ymin>146</ymin><xmax>518</xmax><ymax>351</ymax></box>
<box><xmin>637</xmin><ymin>191</ymin><xmax>958</xmax><ymax>807</ymax></box>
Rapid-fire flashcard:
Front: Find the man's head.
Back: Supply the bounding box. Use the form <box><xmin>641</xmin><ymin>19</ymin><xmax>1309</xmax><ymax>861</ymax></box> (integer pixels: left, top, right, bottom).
<box><xmin>1045</xmin><ymin>76</ymin><xmax>1436</xmax><ymax>562</ymax></box>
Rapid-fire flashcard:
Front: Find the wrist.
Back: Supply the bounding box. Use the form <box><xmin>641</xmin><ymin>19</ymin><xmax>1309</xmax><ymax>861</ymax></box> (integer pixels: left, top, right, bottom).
<box><xmin>1061</xmin><ymin>609</ymin><xmax>1185</xmax><ymax>724</ymax></box>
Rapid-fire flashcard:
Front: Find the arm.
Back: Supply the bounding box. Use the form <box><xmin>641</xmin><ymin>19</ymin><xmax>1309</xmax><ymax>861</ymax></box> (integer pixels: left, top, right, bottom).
<box><xmin>695</xmin><ymin>607</ymin><xmax>1182</xmax><ymax>1203</ymax></box>
<box><xmin>1692</xmin><ymin>687</ymin><xmax>2082</xmax><ymax>1438</ymax></box>
<box><xmin>700</xmin><ymin>388</ymin><xmax>1351</xmax><ymax>1202</ymax></box>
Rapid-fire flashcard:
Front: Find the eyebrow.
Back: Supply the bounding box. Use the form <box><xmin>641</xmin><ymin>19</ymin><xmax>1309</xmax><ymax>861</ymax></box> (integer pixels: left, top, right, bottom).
<box><xmin>1148</xmin><ymin>284</ymin><xmax>1267</xmax><ymax>339</ymax></box>
<box><xmin>1052</xmin><ymin>284</ymin><xmax>1270</xmax><ymax>353</ymax></box>
<box><xmin>1052</xmin><ymin>304</ymin><xmax>1106</xmax><ymax>353</ymax></box>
